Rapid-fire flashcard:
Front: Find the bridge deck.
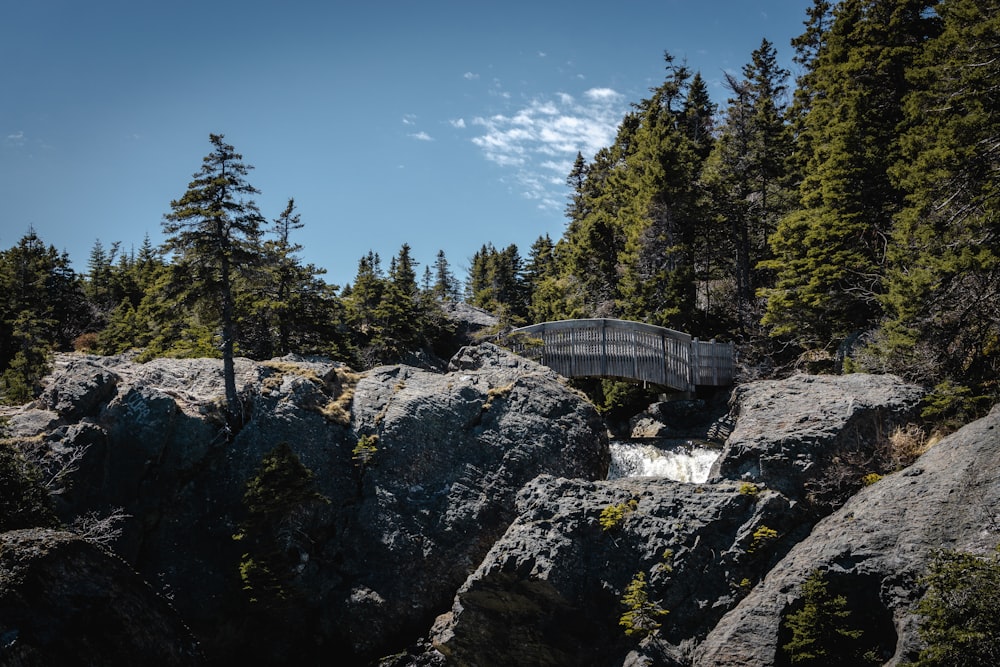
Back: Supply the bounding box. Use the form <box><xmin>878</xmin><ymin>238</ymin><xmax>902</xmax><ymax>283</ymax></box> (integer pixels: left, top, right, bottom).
<box><xmin>510</xmin><ymin>318</ymin><xmax>734</xmax><ymax>392</ymax></box>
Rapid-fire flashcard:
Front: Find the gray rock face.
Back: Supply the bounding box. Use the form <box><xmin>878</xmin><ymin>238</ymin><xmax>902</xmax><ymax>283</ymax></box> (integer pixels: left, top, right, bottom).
<box><xmin>693</xmin><ymin>403</ymin><xmax>1000</xmax><ymax>667</ymax></box>
<box><xmin>428</xmin><ymin>373</ymin><xmax>940</xmax><ymax>667</ymax></box>
<box><xmin>341</xmin><ymin>344</ymin><xmax>609</xmax><ymax>655</ymax></box>
<box><xmin>9</xmin><ymin>351</ymin><xmax>990</xmax><ymax>667</ymax></box>
<box><xmin>711</xmin><ymin>373</ymin><xmax>924</xmax><ymax>502</ymax></box>
<box><xmin>4</xmin><ymin>345</ymin><xmax>607</xmax><ymax>664</ymax></box>
<box><xmin>0</xmin><ymin>529</ymin><xmax>202</xmax><ymax>666</ymax></box>
<box><xmin>430</xmin><ymin>475</ymin><xmax>802</xmax><ymax>666</ymax></box>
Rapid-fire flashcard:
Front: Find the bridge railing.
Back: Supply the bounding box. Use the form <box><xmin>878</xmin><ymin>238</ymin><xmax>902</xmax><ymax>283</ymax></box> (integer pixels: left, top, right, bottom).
<box><xmin>509</xmin><ymin>318</ymin><xmax>734</xmax><ymax>391</ymax></box>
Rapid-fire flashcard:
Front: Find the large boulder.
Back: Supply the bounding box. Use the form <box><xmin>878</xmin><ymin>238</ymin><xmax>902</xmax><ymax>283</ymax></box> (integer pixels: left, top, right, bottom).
<box><xmin>693</xmin><ymin>402</ymin><xmax>1000</xmax><ymax>666</ymax></box>
<box><xmin>0</xmin><ymin>528</ymin><xmax>202</xmax><ymax>666</ymax></box>
<box><xmin>430</xmin><ymin>474</ymin><xmax>803</xmax><ymax>667</ymax></box>
<box><xmin>711</xmin><ymin>373</ymin><xmax>924</xmax><ymax>508</ymax></box>
<box><xmin>338</xmin><ymin>343</ymin><xmax>608</xmax><ymax>657</ymax></box>
<box><xmin>4</xmin><ymin>345</ymin><xmax>607</xmax><ymax>664</ymax></box>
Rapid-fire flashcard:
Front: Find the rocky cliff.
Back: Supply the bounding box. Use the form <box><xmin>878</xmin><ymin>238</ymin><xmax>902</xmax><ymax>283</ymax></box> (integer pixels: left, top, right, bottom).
<box><xmin>1</xmin><ymin>345</ymin><xmax>607</xmax><ymax>664</ymax></box>
<box><xmin>1</xmin><ymin>350</ymin><xmax>995</xmax><ymax>667</ymax></box>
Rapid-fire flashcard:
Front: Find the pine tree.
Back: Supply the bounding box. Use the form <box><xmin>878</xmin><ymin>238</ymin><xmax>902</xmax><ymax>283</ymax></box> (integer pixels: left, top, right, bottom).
<box><xmin>162</xmin><ymin>134</ymin><xmax>266</xmax><ymax>424</ymax></box>
<box><xmin>781</xmin><ymin>570</ymin><xmax>873</xmax><ymax>665</ymax></box>
<box><xmin>616</xmin><ymin>53</ymin><xmax>707</xmax><ymax>330</ymax></box>
<box><xmin>759</xmin><ymin>0</ymin><xmax>939</xmax><ymax>351</ymax></box>
<box><xmin>371</xmin><ymin>244</ymin><xmax>421</xmax><ymax>360</ymax></box>
<box><xmin>431</xmin><ymin>249</ymin><xmax>459</xmax><ymax>301</ymax></box>
<box><xmin>912</xmin><ymin>549</ymin><xmax>1000</xmax><ymax>666</ymax></box>
<box><xmin>703</xmin><ymin>39</ymin><xmax>792</xmax><ymax>333</ymax></box>
<box><xmin>877</xmin><ymin>0</ymin><xmax>999</xmax><ymax>396</ymax></box>
<box><xmin>0</xmin><ymin>231</ymin><xmax>87</xmax><ymax>402</ymax></box>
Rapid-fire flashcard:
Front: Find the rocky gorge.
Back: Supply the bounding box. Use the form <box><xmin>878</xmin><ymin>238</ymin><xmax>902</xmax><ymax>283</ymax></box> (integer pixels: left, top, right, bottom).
<box><xmin>0</xmin><ymin>343</ymin><xmax>996</xmax><ymax>666</ymax></box>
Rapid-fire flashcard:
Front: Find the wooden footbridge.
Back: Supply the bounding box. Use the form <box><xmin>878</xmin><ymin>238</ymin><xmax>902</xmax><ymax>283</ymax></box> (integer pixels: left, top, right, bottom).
<box><xmin>509</xmin><ymin>318</ymin><xmax>734</xmax><ymax>392</ymax></box>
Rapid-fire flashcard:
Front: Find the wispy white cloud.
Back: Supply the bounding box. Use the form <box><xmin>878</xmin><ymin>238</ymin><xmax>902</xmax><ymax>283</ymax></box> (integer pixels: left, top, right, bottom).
<box><xmin>469</xmin><ymin>87</ymin><xmax>626</xmax><ymax>210</ymax></box>
<box><xmin>410</xmin><ymin>131</ymin><xmax>433</xmax><ymax>141</ymax></box>
<box><xmin>463</xmin><ymin>71</ymin><xmax>479</xmax><ymax>80</ymax></box>
<box><xmin>403</xmin><ymin>114</ymin><xmax>417</xmax><ymax>125</ymax></box>
<box><xmin>5</xmin><ymin>130</ymin><xmax>25</xmax><ymax>145</ymax></box>
<box><xmin>450</xmin><ymin>118</ymin><xmax>466</xmax><ymax>129</ymax></box>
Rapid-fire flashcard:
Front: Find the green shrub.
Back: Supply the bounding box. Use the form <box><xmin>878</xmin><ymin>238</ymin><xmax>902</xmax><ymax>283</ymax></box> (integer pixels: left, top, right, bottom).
<box><xmin>619</xmin><ymin>571</ymin><xmax>668</xmax><ymax>638</ymax></box>
<box><xmin>748</xmin><ymin>525</ymin><xmax>778</xmax><ymax>553</ymax></box>
<box><xmin>781</xmin><ymin>570</ymin><xmax>876</xmax><ymax>665</ymax></box>
<box><xmin>235</xmin><ymin>443</ymin><xmax>328</xmax><ymax>605</ymax></box>
<box><xmin>920</xmin><ymin>381</ymin><xmax>989</xmax><ymax>432</ymax></box>
<box><xmin>352</xmin><ymin>433</ymin><xmax>379</xmax><ymax>467</ymax></box>
<box><xmin>0</xmin><ymin>441</ymin><xmax>58</xmax><ymax>531</ymax></box>
<box><xmin>861</xmin><ymin>472</ymin><xmax>883</xmax><ymax>486</ymax></box>
<box><xmin>911</xmin><ymin>548</ymin><xmax>1000</xmax><ymax>666</ymax></box>
<box><xmin>599</xmin><ymin>498</ymin><xmax>638</xmax><ymax>531</ymax></box>
<box><xmin>739</xmin><ymin>482</ymin><xmax>761</xmax><ymax>497</ymax></box>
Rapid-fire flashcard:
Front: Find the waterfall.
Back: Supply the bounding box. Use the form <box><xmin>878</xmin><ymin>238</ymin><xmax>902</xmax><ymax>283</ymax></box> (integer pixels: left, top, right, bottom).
<box><xmin>608</xmin><ymin>440</ymin><xmax>720</xmax><ymax>483</ymax></box>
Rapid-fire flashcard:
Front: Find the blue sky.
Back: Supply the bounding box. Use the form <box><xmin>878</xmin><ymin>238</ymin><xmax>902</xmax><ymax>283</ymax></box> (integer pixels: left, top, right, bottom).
<box><xmin>2</xmin><ymin>1</ymin><xmax>812</xmax><ymax>288</ymax></box>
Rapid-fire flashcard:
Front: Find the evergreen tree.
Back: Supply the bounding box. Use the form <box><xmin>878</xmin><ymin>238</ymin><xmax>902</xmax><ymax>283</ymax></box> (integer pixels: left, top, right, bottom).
<box><xmin>162</xmin><ymin>133</ymin><xmax>266</xmax><ymax>424</ymax></box>
<box><xmin>466</xmin><ymin>243</ymin><xmax>527</xmax><ymax>324</ymax></box>
<box><xmin>781</xmin><ymin>570</ymin><xmax>874</xmax><ymax>665</ymax></box>
<box><xmin>524</xmin><ymin>234</ymin><xmax>556</xmax><ymax>322</ymax></box>
<box><xmin>877</xmin><ymin>0</ymin><xmax>999</xmax><ymax>397</ymax></box>
<box><xmin>703</xmin><ymin>39</ymin><xmax>792</xmax><ymax>333</ymax></box>
<box><xmin>561</xmin><ymin>124</ymin><xmax>637</xmax><ymax>317</ymax></box>
<box><xmin>0</xmin><ymin>230</ymin><xmax>87</xmax><ymax>402</ymax></box>
<box><xmin>431</xmin><ymin>249</ymin><xmax>460</xmax><ymax>301</ymax></box>
<box><xmin>912</xmin><ymin>548</ymin><xmax>1000</xmax><ymax>666</ymax></box>
<box><xmin>616</xmin><ymin>53</ymin><xmax>707</xmax><ymax>330</ymax></box>
<box><xmin>371</xmin><ymin>244</ymin><xmax>421</xmax><ymax>359</ymax></box>
<box><xmin>759</xmin><ymin>0</ymin><xmax>939</xmax><ymax>351</ymax></box>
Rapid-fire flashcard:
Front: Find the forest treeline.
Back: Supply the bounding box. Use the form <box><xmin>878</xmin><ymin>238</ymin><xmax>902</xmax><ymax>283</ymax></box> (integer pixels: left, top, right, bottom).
<box><xmin>1</xmin><ymin>0</ymin><xmax>997</xmax><ymax>424</ymax></box>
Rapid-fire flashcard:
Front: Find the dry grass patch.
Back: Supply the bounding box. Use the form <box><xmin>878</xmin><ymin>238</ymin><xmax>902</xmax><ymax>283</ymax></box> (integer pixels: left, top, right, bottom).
<box><xmin>261</xmin><ymin>362</ymin><xmax>363</xmax><ymax>426</ymax></box>
<box><xmin>887</xmin><ymin>423</ymin><xmax>935</xmax><ymax>469</ymax></box>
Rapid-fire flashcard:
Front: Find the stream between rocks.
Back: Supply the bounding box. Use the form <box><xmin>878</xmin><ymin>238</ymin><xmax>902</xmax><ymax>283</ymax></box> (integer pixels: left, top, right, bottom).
<box><xmin>608</xmin><ymin>439</ymin><xmax>721</xmax><ymax>483</ymax></box>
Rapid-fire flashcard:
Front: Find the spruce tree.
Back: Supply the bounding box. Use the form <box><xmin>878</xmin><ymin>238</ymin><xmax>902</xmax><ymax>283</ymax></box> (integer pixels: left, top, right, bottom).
<box><xmin>616</xmin><ymin>53</ymin><xmax>706</xmax><ymax>330</ymax></box>
<box><xmin>162</xmin><ymin>134</ymin><xmax>266</xmax><ymax>425</ymax></box>
<box><xmin>0</xmin><ymin>231</ymin><xmax>86</xmax><ymax>402</ymax></box>
<box><xmin>781</xmin><ymin>570</ymin><xmax>874</xmax><ymax>666</ymax></box>
<box><xmin>878</xmin><ymin>0</ymin><xmax>999</xmax><ymax>397</ymax></box>
<box><xmin>703</xmin><ymin>39</ymin><xmax>792</xmax><ymax>333</ymax></box>
<box><xmin>759</xmin><ymin>0</ymin><xmax>939</xmax><ymax>351</ymax></box>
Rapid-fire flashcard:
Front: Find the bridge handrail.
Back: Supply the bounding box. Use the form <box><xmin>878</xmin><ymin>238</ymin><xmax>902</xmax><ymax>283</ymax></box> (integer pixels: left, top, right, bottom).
<box><xmin>512</xmin><ymin>318</ymin><xmax>692</xmax><ymax>342</ymax></box>
<box><xmin>509</xmin><ymin>318</ymin><xmax>733</xmax><ymax>391</ymax></box>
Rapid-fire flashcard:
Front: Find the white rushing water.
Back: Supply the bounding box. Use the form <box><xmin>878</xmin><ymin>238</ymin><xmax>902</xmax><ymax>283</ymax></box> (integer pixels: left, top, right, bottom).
<box><xmin>608</xmin><ymin>441</ymin><xmax>721</xmax><ymax>483</ymax></box>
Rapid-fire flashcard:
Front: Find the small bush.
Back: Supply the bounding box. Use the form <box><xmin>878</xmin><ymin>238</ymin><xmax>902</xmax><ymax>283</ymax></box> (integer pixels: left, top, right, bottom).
<box><xmin>739</xmin><ymin>482</ymin><xmax>761</xmax><ymax>497</ymax></box>
<box><xmin>861</xmin><ymin>473</ymin><xmax>883</xmax><ymax>486</ymax></box>
<box><xmin>911</xmin><ymin>548</ymin><xmax>1000</xmax><ymax>666</ymax></box>
<box><xmin>748</xmin><ymin>525</ymin><xmax>778</xmax><ymax>553</ymax></box>
<box><xmin>352</xmin><ymin>434</ymin><xmax>379</xmax><ymax>467</ymax></box>
<box><xmin>920</xmin><ymin>381</ymin><xmax>989</xmax><ymax>432</ymax></box>
<box><xmin>599</xmin><ymin>498</ymin><xmax>638</xmax><ymax>531</ymax></box>
<box><xmin>73</xmin><ymin>332</ymin><xmax>99</xmax><ymax>352</ymax></box>
<box><xmin>886</xmin><ymin>424</ymin><xmax>933</xmax><ymax>469</ymax></box>
<box><xmin>619</xmin><ymin>571</ymin><xmax>668</xmax><ymax>638</ymax></box>
<box><xmin>0</xmin><ymin>442</ymin><xmax>58</xmax><ymax>531</ymax></box>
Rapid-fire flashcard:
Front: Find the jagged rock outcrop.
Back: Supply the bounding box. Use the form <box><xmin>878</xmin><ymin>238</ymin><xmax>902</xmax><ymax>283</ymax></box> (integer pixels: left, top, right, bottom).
<box><xmin>711</xmin><ymin>373</ymin><xmax>924</xmax><ymax>505</ymax></box>
<box><xmin>430</xmin><ymin>475</ymin><xmax>801</xmax><ymax>667</ymax></box>
<box><xmin>0</xmin><ymin>529</ymin><xmax>202</xmax><ymax>666</ymax></box>
<box><xmin>334</xmin><ymin>344</ymin><xmax>608</xmax><ymax>656</ymax></box>
<box><xmin>693</xmin><ymin>403</ymin><xmax>1000</xmax><ymax>667</ymax></box>
<box><xmin>1</xmin><ymin>344</ymin><xmax>607</xmax><ymax>665</ymax></box>
<box><xmin>8</xmin><ymin>352</ymin><xmax>985</xmax><ymax>667</ymax></box>
<box><xmin>428</xmin><ymin>373</ymin><xmax>931</xmax><ymax>666</ymax></box>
